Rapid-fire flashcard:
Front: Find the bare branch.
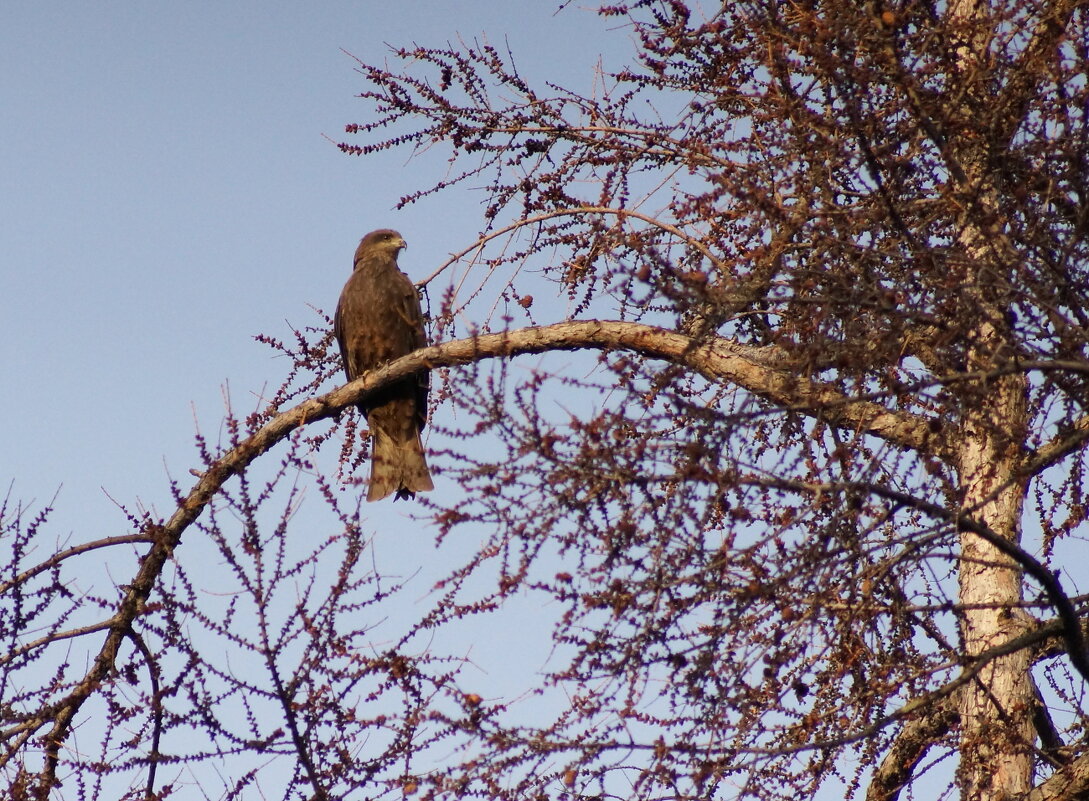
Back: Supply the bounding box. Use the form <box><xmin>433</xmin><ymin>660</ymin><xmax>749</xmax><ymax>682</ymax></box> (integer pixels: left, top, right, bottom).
<box><xmin>1021</xmin><ymin>414</ymin><xmax>1089</xmax><ymax>478</ymax></box>
<box><xmin>1022</xmin><ymin>753</ymin><xmax>1089</xmax><ymax>801</ymax></box>
<box><xmin>866</xmin><ymin>699</ymin><xmax>959</xmax><ymax>801</ymax></box>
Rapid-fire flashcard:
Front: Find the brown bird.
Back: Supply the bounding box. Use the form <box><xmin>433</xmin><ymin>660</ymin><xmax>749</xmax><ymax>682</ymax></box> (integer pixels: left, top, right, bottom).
<box><xmin>334</xmin><ymin>229</ymin><xmax>434</xmax><ymax>501</ymax></box>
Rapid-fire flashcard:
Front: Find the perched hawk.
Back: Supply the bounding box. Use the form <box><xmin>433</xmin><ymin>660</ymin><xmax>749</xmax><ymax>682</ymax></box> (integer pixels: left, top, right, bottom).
<box><xmin>334</xmin><ymin>229</ymin><xmax>434</xmax><ymax>502</ymax></box>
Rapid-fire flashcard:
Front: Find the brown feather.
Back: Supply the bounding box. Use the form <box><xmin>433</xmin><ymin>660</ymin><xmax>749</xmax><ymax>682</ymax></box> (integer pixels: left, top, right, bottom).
<box><xmin>334</xmin><ymin>229</ymin><xmax>433</xmax><ymax>501</ymax></box>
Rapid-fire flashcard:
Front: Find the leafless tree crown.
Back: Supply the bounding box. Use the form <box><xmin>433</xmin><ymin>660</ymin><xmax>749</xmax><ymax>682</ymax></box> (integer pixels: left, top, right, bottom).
<box><xmin>3</xmin><ymin>2</ymin><xmax>1088</xmax><ymax>800</ymax></box>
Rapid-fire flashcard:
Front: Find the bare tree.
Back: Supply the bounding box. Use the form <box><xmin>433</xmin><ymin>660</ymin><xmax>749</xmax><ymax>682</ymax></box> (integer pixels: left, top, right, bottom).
<box><xmin>3</xmin><ymin>1</ymin><xmax>1088</xmax><ymax>800</ymax></box>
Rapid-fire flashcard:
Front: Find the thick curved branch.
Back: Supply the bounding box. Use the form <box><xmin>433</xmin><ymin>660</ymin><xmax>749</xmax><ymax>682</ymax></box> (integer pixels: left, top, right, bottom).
<box><xmin>744</xmin><ymin>474</ymin><xmax>1089</xmax><ymax>683</ymax></box>
<box><xmin>866</xmin><ymin>639</ymin><xmax>1082</xmax><ymax>801</ymax></box>
<box><xmin>865</xmin><ymin>698</ymin><xmax>959</xmax><ymax>801</ymax></box>
<box><xmin>1023</xmin><ymin>753</ymin><xmax>1089</xmax><ymax>801</ymax></box>
<box><xmin>1021</xmin><ymin>414</ymin><xmax>1089</xmax><ymax>478</ymax></box>
<box><xmin>26</xmin><ymin>320</ymin><xmax>939</xmax><ymax>794</ymax></box>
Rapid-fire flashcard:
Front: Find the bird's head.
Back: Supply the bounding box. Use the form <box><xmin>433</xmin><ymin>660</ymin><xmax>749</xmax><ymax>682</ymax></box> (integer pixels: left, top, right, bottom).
<box><xmin>356</xmin><ymin>229</ymin><xmax>407</xmax><ymax>263</ymax></box>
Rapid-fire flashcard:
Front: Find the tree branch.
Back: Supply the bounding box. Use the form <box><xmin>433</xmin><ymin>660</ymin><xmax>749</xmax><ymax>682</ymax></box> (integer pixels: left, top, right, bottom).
<box><xmin>421</xmin><ymin>206</ymin><xmax>727</xmax><ymax>286</ymax></box>
<box><xmin>1020</xmin><ymin>414</ymin><xmax>1089</xmax><ymax>478</ymax></box>
<box><xmin>1022</xmin><ymin>752</ymin><xmax>1089</xmax><ymax>801</ymax></box>
<box><xmin>865</xmin><ymin>698</ymin><xmax>959</xmax><ymax>801</ymax></box>
<box><xmin>0</xmin><ymin>533</ymin><xmax>153</xmax><ymax>597</ymax></box>
<box><xmin>24</xmin><ymin>319</ymin><xmax>942</xmax><ymax>795</ymax></box>
<box><xmin>743</xmin><ymin>474</ymin><xmax>1089</xmax><ymax>684</ymax></box>
<box><xmin>992</xmin><ymin>0</ymin><xmax>1083</xmax><ymax>149</ymax></box>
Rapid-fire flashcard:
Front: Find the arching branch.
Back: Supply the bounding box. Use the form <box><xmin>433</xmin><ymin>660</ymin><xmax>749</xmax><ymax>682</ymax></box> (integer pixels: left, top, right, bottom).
<box><xmin>23</xmin><ymin>319</ymin><xmax>943</xmax><ymax>795</ymax></box>
<box><xmin>1023</xmin><ymin>754</ymin><xmax>1089</xmax><ymax>801</ymax></box>
<box><xmin>865</xmin><ymin>698</ymin><xmax>959</xmax><ymax>801</ymax></box>
<box><xmin>421</xmin><ymin>207</ymin><xmax>727</xmax><ymax>285</ymax></box>
<box><xmin>742</xmin><ymin>474</ymin><xmax>1089</xmax><ymax>684</ymax></box>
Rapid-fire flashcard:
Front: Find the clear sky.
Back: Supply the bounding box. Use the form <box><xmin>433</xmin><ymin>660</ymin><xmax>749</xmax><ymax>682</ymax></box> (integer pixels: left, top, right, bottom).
<box><xmin>1</xmin><ymin>4</ymin><xmax>629</xmax><ymax>792</ymax></box>
<box><xmin>0</xmin><ymin>4</ymin><xmax>643</xmax><ymax>788</ymax></box>
<box><xmin>0</xmin><ymin>2</ymin><xmax>617</xmax><ymax>538</ymax></box>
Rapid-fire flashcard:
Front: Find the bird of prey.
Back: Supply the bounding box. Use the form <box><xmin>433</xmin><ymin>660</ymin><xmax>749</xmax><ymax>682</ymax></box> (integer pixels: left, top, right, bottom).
<box><xmin>334</xmin><ymin>229</ymin><xmax>434</xmax><ymax>502</ymax></box>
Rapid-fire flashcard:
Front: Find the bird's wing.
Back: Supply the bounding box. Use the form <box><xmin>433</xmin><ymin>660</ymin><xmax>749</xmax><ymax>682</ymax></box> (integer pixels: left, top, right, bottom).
<box><xmin>390</xmin><ymin>270</ymin><xmax>431</xmax><ymax>431</ymax></box>
<box><xmin>333</xmin><ymin>289</ymin><xmax>350</xmax><ymax>380</ymax></box>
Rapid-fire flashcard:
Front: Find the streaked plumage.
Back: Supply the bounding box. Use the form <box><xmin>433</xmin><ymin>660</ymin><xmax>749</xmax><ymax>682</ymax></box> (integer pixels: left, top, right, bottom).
<box><xmin>334</xmin><ymin>229</ymin><xmax>433</xmax><ymax>501</ymax></box>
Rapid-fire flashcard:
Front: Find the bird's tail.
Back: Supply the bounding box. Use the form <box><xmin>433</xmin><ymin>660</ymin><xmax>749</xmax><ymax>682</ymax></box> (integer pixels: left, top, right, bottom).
<box><xmin>367</xmin><ymin>429</ymin><xmax>434</xmax><ymax>502</ymax></box>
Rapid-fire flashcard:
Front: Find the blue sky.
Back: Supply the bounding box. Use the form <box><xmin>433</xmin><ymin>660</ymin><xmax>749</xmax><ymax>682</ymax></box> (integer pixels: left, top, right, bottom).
<box><xmin>1</xmin><ymin>2</ymin><xmax>618</xmax><ymax>537</ymax></box>
<box><xmin>0</xmin><ymin>4</ymin><xmax>629</xmax><ymax>791</ymax></box>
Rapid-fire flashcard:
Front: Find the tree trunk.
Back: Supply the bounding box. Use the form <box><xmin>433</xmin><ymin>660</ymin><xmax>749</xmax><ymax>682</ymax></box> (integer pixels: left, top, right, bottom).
<box><xmin>956</xmin><ymin>361</ymin><xmax>1034</xmax><ymax>801</ymax></box>
<box><xmin>943</xmin><ymin>1</ymin><xmax>1037</xmax><ymax>795</ymax></box>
